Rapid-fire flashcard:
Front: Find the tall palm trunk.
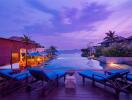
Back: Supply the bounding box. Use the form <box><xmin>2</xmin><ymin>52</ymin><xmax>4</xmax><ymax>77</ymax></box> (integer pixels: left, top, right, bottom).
<box><xmin>22</xmin><ymin>34</ymin><xmax>31</xmax><ymax>68</ymax></box>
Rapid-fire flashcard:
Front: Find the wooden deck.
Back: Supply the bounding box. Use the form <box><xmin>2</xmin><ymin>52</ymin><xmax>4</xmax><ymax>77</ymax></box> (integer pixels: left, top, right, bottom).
<box><xmin>0</xmin><ymin>73</ymin><xmax>132</xmax><ymax>100</ymax></box>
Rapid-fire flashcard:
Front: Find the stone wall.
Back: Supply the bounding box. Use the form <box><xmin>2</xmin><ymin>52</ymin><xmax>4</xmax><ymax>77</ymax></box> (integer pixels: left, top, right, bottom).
<box><xmin>99</xmin><ymin>56</ymin><xmax>132</xmax><ymax>64</ymax></box>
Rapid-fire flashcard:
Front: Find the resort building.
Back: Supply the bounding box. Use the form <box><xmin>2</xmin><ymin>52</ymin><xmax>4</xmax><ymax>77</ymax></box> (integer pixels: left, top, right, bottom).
<box><xmin>0</xmin><ymin>37</ymin><xmax>41</xmax><ymax>66</ymax></box>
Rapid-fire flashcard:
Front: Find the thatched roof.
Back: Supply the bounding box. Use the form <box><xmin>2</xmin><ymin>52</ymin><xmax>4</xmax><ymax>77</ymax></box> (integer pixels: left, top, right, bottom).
<box><xmin>9</xmin><ymin>36</ymin><xmax>43</xmax><ymax>47</ymax></box>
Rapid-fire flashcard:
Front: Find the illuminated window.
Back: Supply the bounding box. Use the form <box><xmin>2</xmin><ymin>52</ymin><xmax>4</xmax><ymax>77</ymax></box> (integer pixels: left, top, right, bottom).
<box><xmin>12</xmin><ymin>53</ymin><xmax>19</xmax><ymax>63</ymax></box>
<box><xmin>20</xmin><ymin>48</ymin><xmax>26</xmax><ymax>60</ymax></box>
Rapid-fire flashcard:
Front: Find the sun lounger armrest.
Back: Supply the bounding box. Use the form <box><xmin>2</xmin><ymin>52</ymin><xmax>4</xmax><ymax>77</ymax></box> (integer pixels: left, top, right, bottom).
<box><xmin>128</xmin><ymin>73</ymin><xmax>132</xmax><ymax>76</ymax></box>
<box><xmin>93</xmin><ymin>74</ymin><xmax>106</xmax><ymax>80</ymax></box>
<box><xmin>104</xmin><ymin>71</ymin><xmax>112</xmax><ymax>75</ymax></box>
<box><xmin>13</xmin><ymin>73</ymin><xmax>29</xmax><ymax>79</ymax></box>
<box><xmin>125</xmin><ymin>73</ymin><xmax>132</xmax><ymax>78</ymax></box>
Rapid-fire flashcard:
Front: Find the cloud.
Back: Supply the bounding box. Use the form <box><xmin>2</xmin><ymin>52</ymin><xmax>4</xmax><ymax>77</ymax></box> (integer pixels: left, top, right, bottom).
<box><xmin>0</xmin><ymin>0</ymin><xmax>132</xmax><ymax>49</ymax></box>
<box><xmin>23</xmin><ymin>1</ymin><xmax>112</xmax><ymax>35</ymax></box>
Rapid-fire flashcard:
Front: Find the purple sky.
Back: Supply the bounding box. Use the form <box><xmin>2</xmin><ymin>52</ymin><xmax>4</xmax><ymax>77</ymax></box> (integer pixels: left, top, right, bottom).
<box><xmin>0</xmin><ymin>0</ymin><xmax>132</xmax><ymax>49</ymax></box>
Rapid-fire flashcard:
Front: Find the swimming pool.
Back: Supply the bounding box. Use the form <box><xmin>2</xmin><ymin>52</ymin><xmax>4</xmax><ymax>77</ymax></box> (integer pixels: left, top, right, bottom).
<box><xmin>43</xmin><ymin>53</ymin><xmax>131</xmax><ymax>70</ymax></box>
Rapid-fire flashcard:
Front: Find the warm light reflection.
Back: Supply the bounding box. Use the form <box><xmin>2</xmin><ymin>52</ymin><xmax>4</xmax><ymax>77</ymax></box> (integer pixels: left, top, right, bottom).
<box><xmin>37</xmin><ymin>58</ymin><xmax>41</xmax><ymax>62</ymax></box>
<box><xmin>109</xmin><ymin>62</ymin><xmax>118</xmax><ymax>66</ymax></box>
<box><xmin>108</xmin><ymin>62</ymin><xmax>124</xmax><ymax>69</ymax></box>
<box><xmin>19</xmin><ymin>48</ymin><xmax>50</xmax><ymax>69</ymax></box>
<box><xmin>12</xmin><ymin>53</ymin><xmax>19</xmax><ymax>63</ymax></box>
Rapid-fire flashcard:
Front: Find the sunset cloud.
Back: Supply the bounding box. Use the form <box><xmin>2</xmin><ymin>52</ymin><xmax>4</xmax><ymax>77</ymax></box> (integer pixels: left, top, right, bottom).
<box><xmin>0</xmin><ymin>0</ymin><xmax>132</xmax><ymax>49</ymax></box>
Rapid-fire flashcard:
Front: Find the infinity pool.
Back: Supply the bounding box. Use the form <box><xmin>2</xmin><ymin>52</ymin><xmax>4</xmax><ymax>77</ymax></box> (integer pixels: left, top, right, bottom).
<box><xmin>43</xmin><ymin>53</ymin><xmax>131</xmax><ymax>70</ymax></box>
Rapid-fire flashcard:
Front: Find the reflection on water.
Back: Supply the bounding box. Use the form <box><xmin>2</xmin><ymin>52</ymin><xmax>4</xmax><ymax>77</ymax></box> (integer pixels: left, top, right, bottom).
<box><xmin>0</xmin><ymin>53</ymin><xmax>130</xmax><ymax>70</ymax></box>
<box><xmin>44</xmin><ymin>53</ymin><xmax>131</xmax><ymax>70</ymax></box>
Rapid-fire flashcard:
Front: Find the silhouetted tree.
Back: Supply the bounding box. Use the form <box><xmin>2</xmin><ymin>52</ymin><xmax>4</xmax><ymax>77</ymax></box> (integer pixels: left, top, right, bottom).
<box><xmin>22</xmin><ymin>34</ymin><xmax>31</xmax><ymax>67</ymax></box>
<box><xmin>46</xmin><ymin>46</ymin><xmax>57</xmax><ymax>56</ymax></box>
<box><xmin>104</xmin><ymin>30</ymin><xmax>118</xmax><ymax>42</ymax></box>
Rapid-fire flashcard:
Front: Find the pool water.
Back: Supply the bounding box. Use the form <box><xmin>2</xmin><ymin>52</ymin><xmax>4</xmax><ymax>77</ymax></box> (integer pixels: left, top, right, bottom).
<box><xmin>43</xmin><ymin>53</ymin><xmax>131</xmax><ymax>71</ymax></box>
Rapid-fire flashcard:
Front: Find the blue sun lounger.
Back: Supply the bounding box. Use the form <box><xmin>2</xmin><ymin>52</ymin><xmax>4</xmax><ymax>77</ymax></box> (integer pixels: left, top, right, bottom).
<box><xmin>126</xmin><ymin>73</ymin><xmax>132</xmax><ymax>81</ymax></box>
<box><xmin>0</xmin><ymin>69</ymin><xmax>30</xmax><ymax>96</ymax></box>
<box><xmin>28</xmin><ymin>68</ymin><xmax>66</xmax><ymax>95</ymax></box>
<box><xmin>0</xmin><ymin>69</ymin><xmax>30</xmax><ymax>80</ymax></box>
<box><xmin>79</xmin><ymin>70</ymin><xmax>129</xmax><ymax>96</ymax></box>
<box><xmin>106</xmin><ymin>69</ymin><xmax>132</xmax><ymax>81</ymax></box>
<box><xmin>28</xmin><ymin>68</ymin><xmax>66</xmax><ymax>82</ymax></box>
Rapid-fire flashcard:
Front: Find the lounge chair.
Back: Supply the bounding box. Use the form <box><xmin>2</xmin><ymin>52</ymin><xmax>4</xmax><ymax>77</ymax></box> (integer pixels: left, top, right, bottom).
<box><xmin>79</xmin><ymin>70</ymin><xmax>129</xmax><ymax>96</ymax></box>
<box><xmin>0</xmin><ymin>69</ymin><xmax>30</xmax><ymax>96</ymax></box>
<box><xmin>126</xmin><ymin>73</ymin><xmax>132</xmax><ymax>81</ymax></box>
<box><xmin>106</xmin><ymin>69</ymin><xmax>132</xmax><ymax>81</ymax></box>
<box><xmin>106</xmin><ymin>69</ymin><xmax>132</xmax><ymax>92</ymax></box>
<box><xmin>28</xmin><ymin>68</ymin><xmax>66</xmax><ymax>96</ymax></box>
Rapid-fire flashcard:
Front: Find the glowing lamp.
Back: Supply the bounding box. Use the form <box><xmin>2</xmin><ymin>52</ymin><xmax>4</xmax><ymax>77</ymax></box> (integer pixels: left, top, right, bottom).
<box><xmin>37</xmin><ymin>58</ymin><xmax>41</xmax><ymax>62</ymax></box>
<box><xmin>109</xmin><ymin>62</ymin><xmax>120</xmax><ymax>68</ymax></box>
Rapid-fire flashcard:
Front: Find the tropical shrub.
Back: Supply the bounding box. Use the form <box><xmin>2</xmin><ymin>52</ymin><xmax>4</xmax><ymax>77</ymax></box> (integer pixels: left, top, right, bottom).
<box><xmin>94</xmin><ymin>46</ymin><xmax>103</xmax><ymax>57</ymax></box>
<box><xmin>46</xmin><ymin>46</ymin><xmax>58</xmax><ymax>56</ymax></box>
<box><xmin>81</xmin><ymin>48</ymin><xmax>90</xmax><ymax>57</ymax></box>
<box><xmin>101</xmin><ymin>43</ymin><xmax>132</xmax><ymax>57</ymax></box>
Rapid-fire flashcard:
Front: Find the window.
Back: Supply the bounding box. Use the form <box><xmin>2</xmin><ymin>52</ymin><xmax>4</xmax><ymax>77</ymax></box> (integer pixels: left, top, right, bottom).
<box><xmin>12</xmin><ymin>53</ymin><xmax>19</xmax><ymax>63</ymax></box>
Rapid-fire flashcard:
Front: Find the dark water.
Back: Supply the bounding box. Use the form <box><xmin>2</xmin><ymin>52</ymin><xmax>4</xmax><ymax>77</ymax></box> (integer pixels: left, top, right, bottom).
<box><xmin>43</xmin><ymin>53</ymin><xmax>131</xmax><ymax>70</ymax></box>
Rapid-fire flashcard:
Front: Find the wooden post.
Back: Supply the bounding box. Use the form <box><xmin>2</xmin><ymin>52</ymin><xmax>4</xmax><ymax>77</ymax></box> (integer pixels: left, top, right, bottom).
<box><xmin>10</xmin><ymin>50</ymin><xmax>13</xmax><ymax>69</ymax></box>
<box><xmin>10</xmin><ymin>40</ymin><xmax>13</xmax><ymax>69</ymax></box>
<box><xmin>83</xmin><ymin>76</ymin><xmax>85</xmax><ymax>86</ymax></box>
<box><xmin>25</xmin><ymin>48</ymin><xmax>27</xmax><ymax>68</ymax></box>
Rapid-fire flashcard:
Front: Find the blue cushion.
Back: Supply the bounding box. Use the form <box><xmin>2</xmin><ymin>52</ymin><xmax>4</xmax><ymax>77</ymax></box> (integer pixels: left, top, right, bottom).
<box><xmin>0</xmin><ymin>69</ymin><xmax>13</xmax><ymax>78</ymax></box>
<box><xmin>46</xmin><ymin>72</ymin><xmax>57</xmax><ymax>80</ymax></box>
<box><xmin>28</xmin><ymin>68</ymin><xmax>65</xmax><ymax>81</ymax></box>
<box><xmin>0</xmin><ymin>69</ymin><xmax>29</xmax><ymax>80</ymax></box>
<box><xmin>93</xmin><ymin>75</ymin><xmax>106</xmax><ymax>81</ymax></box>
<box><xmin>13</xmin><ymin>71</ymin><xmax>30</xmax><ymax>80</ymax></box>
<box><xmin>106</xmin><ymin>73</ymin><xmax>119</xmax><ymax>80</ymax></box>
<box><xmin>28</xmin><ymin>68</ymin><xmax>57</xmax><ymax>80</ymax></box>
<box><xmin>126</xmin><ymin>74</ymin><xmax>132</xmax><ymax>81</ymax></box>
<box><xmin>109</xmin><ymin>69</ymin><xmax>129</xmax><ymax>74</ymax></box>
<box><xmin>52</xmin><ymin>70</ymin><xmax>65</xmax><ymax>78</ymax></box>
<box><xmin>111</xmin><ymin>69</ymin><xmax>132</xmax><ymax>81</ymax></box>
<box><xmin>0</xmin><ymin>69</ymin><xmax>13</xmax><ymax>73</ymax></box>
<box><xmin>28</xmin><ymin>68</ymin><xmax>44</xmax><ymax>75</ymax></box>
<box><xmin>79</xmin><ymin>70</ymin><xmax>107</xmax><ymax>81</ymax></box>
<box><xmin>79</xmin><ymin>70</ymin><xmax>124</xmax><ymax>81</ymax></box>
<box><xmin>108</xmin><ymin>69</ymin><xmax>129</xmax><ymax>80</ymax></box>
<box><xmin>28</xmin><ymin>68</ymin><xmax>49</xmax><ymax>80</ymax></box>
<box><xmin>0</xmin><ymin>69</ymin><xmax>13</xmax><ymax>74</ymax></box>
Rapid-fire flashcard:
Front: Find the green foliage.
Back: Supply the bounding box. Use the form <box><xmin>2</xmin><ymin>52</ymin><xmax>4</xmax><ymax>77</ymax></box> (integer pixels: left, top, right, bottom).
<box><xmin>46</xmin><ymin>46</ymin><xmax>58</xmax><ymax>55</ymax></box>
<box><xmin>83</xmin><ymin>43</ymin><xmax>132</xmax><ymax>57</ymax></box>
<box><xmin>22</xmin><ymin>34</ymin><xmax>31</xmax><ymax>45</ymax></box>
<box><xmin>82</xmin><ymin>31</ymin><xmax>132</xmax><ymax>57</ymax></box>
<box><xmin>101</xmin><ymin>43</ymin><xmax>132</xmax><ymax>57</ymax></box>
<box><xmin>94</xmin><ymin>31</ymin><xmax>132</xmax><ymax>57</ymax></box>
<box><xmin>81</xmin><ymin>48</ymin><xmax>89</xmax><ymax>57</ymax></box>
<box><xmin>94</xmin><ymin>46</ymin><xmax>103</xmax><ymax>57</ymax></box>
<box><xmin>104</xmin><ymin>30</ymin><xmax>117</xmax><ymax>42</ymax></box>
<box><xmin>81</xmin><ymin>48</ymin><xmax>91</xmax><ymax>57</ymax></box>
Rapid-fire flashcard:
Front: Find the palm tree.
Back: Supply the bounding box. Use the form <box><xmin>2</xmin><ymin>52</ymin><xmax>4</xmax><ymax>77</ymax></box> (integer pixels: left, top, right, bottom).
<box><xmin>104</xmin><ymin>30</ymin><xmax>118</xmax><ymax>42</ymax></box>
<box><xmin>50</xmin><ymin>46</ymin><xmax>58</xmax><ymax>55</ymax></box>
<box><xmin>22</xmin><ymin>34</ymin><xmax>31</xmax><ymax>68</ymax></box>
<box><xmin>22</xmin><ymin>34</ymin><xmax>31</xmax><ymax>44</ymax></box>
<box><xmin>46</xmin><ymin>46</ymin><xmax>57</xmax><ymax>56</ymax></box>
